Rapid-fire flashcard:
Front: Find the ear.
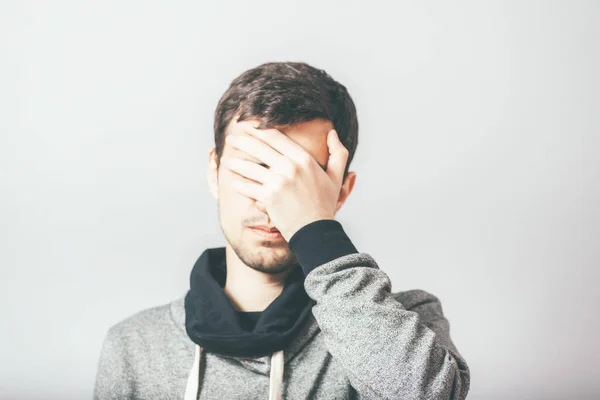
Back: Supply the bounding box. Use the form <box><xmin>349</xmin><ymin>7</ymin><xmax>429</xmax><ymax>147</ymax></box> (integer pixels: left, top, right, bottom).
<box><xmin>207</xmin><ymin>148</ymin><xmax>219</xmax><ymax>200</ymax></box>
<box><xmin>334</xmin><ymin>171</ymin><xmax>356</xmax><ymax>214</ymax></box>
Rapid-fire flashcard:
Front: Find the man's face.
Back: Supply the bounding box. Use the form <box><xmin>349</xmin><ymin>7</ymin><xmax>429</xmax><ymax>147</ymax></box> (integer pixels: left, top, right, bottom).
<box><xmin>207</xmin><ymin>117</ymin><xmax>348</xmax><ymax>275</ymax></box>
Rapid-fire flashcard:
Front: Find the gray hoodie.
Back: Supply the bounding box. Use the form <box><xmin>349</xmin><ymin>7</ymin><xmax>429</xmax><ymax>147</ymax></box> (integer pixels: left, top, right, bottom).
<box><xmin>93</xmin><ymin>250</ymin><xmax>470</xmax><ymax>399</ymax></box>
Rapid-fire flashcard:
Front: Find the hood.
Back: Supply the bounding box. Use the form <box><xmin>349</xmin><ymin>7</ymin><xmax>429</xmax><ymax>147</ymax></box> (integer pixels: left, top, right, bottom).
<box><xmin>182</xmin><ymin>246</ymin><xmax>319</xmax><ymax>370</ymax></box>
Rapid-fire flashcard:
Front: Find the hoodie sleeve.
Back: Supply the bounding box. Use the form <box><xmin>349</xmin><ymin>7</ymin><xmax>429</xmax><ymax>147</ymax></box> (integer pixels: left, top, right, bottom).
<box><xmin>288</xmin><ymin>219</ymin><xmax>471</xmax><ymax>400</ymax></box>
<box><xmin>93</xmin><ymin>327</ymin><xmax>134</xmax><ymax>400</ymax></box>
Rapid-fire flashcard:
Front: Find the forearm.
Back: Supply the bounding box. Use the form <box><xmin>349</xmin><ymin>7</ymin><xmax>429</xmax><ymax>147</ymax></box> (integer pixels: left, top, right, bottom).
<box><xmin>289</xmin><ymin>220</ymin><xmax>471</xmax><ymax>400</ymax></box>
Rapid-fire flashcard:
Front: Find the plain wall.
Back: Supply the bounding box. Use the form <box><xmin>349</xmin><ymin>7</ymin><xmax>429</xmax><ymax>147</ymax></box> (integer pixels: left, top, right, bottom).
<box><xmin>1</xmin><ymin>1</ymin><xmax>598</xmax><ymax>399</ymax></box>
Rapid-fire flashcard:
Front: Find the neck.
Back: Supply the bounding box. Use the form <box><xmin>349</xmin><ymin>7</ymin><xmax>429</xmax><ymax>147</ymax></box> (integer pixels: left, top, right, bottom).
<box><xmin>223</xmin><ymin>245</ymin><xmax>292</xmax><ymax>312</ymax></box>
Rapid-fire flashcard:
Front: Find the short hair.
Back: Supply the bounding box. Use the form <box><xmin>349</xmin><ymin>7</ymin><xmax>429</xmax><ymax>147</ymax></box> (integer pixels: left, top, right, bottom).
<box><xmin>213</xmin><ymin>62</ymin><xmax>359</xmax><ymax>179</ymax></box>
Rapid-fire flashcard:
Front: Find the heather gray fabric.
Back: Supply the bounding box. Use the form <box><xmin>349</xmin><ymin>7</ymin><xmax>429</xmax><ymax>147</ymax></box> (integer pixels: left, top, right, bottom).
<box><xmin>94</xmin><ymin>252</ymin><xmax>470</xmax><ymax>399</ymax></box>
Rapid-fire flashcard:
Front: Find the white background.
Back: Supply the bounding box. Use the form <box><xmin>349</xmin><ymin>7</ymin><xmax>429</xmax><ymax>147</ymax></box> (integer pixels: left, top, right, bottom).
<box><xmin>1</xmin><ymin>1</ymin><xmax>598</xmax><ymax>399</ymax></box>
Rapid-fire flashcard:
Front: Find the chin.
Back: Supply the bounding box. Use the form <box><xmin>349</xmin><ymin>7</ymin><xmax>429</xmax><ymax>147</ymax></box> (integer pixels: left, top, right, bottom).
<box><xmin>240</xmin><ymin>247</ymin><xmax>297</xmax><ymax>274</ymax></box>
<box><xmin>248</xmin><ymin>263</ymin><xmax>293</xmax><ymax>275</ymax></box>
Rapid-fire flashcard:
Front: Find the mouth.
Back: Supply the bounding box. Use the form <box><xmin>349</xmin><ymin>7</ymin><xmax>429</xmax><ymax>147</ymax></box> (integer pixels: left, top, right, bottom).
<box><xmin>250</xmin><ymin>227</ymin><xmax>284</xmax><ymax>240</ymax></box>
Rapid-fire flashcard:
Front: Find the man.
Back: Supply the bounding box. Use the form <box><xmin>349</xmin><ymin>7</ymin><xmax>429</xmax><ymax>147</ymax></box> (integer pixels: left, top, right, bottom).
<box><xmin>93</xmin><ymin>62</ymin><xmax>470</xmax><ymax>399</ymax></box>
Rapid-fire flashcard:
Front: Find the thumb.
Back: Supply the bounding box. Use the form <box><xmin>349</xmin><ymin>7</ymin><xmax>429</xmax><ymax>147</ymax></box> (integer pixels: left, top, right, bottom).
<box><xmin>325</xmin><ymin>129</ymin><xmax>348</xmax><ymax>187</ymax></box>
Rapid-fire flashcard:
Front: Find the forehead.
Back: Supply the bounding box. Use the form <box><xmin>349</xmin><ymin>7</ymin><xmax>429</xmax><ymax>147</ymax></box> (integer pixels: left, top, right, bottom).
<box><xmin>224</xmin><ymin>118</ymin><xmax>333</xmax><ymax>167</ymax></box>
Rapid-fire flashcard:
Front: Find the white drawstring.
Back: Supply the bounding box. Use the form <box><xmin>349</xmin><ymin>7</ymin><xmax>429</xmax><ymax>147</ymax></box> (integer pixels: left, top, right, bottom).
<box><xmin>269</xmin><ymin>350</ymin><xmax>284</xmax><ymax>400</ymax></box>
<box><xmin>184</xmin><ymin>345</ymin><xmax>284</xmax><ymax>400</ymax></box>
<box><xmin>184</xmin><ymin>345</ymin><xmax>203</xmax><ymax>400</ymax></box>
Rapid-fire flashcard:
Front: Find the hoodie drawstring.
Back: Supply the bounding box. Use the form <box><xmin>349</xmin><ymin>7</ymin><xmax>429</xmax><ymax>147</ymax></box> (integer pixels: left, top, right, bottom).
<box><xmin>184</xmin><ymin>344</ymin><xmax>202</xmax><ymax>400</ymax></box>
<box><xmin>184</xmin><ymin>345</ymin><xmax>284</xmax><ymax>400</ymax></box>
<box><xmin>268</xmin><ymin>350</ymin><xmax>284</xmax><ymax>400</ymax></box>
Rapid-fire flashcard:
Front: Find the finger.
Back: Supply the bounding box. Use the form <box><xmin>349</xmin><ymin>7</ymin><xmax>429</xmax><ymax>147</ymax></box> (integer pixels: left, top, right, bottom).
<box><xmin>225</xmin><ymin>134</ymin><xmax>289</xmax><ymax>173</ymax></box>
<box><xmin>325</xmin><ymin>129</ymin><xmax>349</xmax><ymax>187</ymax></box>
<box><xmin>242</xmin><ymin>124</ymin><xmax>310</xmax><ymax>166</ymax></box>
<box><xmin>230</xmin><ymin>177</ymin><xmax>263</xmax><ymax>201</ymax></box>
<box><xmin>221</xmin><ymin>157</ymin><xmax>270</xmax><ymax>184</ymax></box>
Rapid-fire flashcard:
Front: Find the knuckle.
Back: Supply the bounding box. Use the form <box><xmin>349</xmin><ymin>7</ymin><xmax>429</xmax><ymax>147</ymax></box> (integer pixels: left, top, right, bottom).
<box><xmin>289</xmin><ymin>164</ymin><xmax>301</xmax><ymax>178</ymax></box>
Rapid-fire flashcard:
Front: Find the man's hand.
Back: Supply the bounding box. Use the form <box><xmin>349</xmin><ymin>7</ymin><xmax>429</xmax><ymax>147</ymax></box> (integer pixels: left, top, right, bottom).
<box><xmin>220</xmin><ymin>122</ymin><xmax>349</xmax><ymax>242</ymax></box>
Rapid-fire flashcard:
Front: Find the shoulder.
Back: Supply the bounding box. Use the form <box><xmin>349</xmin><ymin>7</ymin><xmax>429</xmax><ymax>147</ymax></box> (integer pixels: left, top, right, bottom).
<box><xmin>104</xmin><ymin>296</ymin><xmax>184</xmax><ymax>347</ymax></box>
<box><xmin>94</xmin><ymin>297</ymin><xmax>189</xmax><ymax>397</ymax></box>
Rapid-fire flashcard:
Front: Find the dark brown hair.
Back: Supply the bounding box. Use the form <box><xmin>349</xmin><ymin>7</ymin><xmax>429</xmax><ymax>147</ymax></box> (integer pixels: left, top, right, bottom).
<box><xmin>213</xmin><ymin>62</ymin><xmax>359</xmax><ymax>179</ymax></box>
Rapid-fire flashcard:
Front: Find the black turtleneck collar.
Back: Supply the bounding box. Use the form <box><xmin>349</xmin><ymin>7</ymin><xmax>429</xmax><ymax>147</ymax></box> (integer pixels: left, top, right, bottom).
<box><xmin>184</xmin><ymin>247</ymin><xmax>315</xmax><ymax>358</ymax></box>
